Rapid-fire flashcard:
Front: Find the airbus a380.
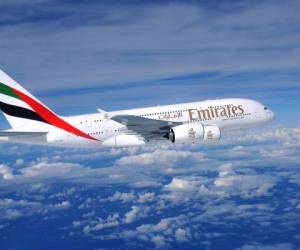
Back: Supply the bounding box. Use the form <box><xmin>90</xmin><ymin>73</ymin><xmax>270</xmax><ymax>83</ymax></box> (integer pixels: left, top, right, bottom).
<box><xmin>0</xmin><ymin>70</ymin><xmax>274</xmax><ymax>148</ymax></box>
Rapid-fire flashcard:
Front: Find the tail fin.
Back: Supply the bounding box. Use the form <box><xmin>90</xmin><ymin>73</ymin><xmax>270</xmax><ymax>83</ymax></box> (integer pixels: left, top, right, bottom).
<box><xmin>0</xmin><ymin>69</ymin><xmax>55</xmax><ymax>130</ymax></box>
<box><xmin>0</xmin><ymin>69</ymin><xmax>97</xmax><ymax>140</ymax></box>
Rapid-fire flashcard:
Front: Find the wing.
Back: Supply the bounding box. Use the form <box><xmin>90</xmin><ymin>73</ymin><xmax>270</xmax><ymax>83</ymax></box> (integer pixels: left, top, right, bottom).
<box><xmin>111</xmin><ymin>115</ymin><xmax>182</xmax><ymax>141</ymax></box>
<box><xmin>0</xmin><ymin>131</ymin><xmax>48</xmax><ymax>137</ymax></box>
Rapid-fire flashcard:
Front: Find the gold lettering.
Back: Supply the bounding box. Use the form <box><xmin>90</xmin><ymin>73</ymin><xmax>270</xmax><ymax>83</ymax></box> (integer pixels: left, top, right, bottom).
<box><xmin>198</xmin><ymin>109</ymin><xmax>211</xmax><ymax>120</ymax></box>
<box><xmin>238</xmin><ymin>105</ymin><xmax>244</xmax><ymax>114</ymax></box>
<box><xmin>210</xmin><ymin>108</ymin><xmax>215</xmax><ymax>118</ymax></box>
<box><xmin>220</xmin><ymin>107</ymin><xmax>228</xmax><ymax>117</ymax></box>
<box><xmin>188</xmin><ymin>109</ymin><xmax>198</xmax><ymax>121</ymax></box>
<box><xmin>226</xmin><ymin>105</ymin><xmax>232</xmax><ymax>117</ymax></box>
<box><xmin>232</xmin><ymin>106</ymin><xmax>238</xmax><ymax>115</ymax></box>
<box><xmin>214</xmin><ymin>108</ymin><xmax>219</xmax><ymax>117</ymax></box>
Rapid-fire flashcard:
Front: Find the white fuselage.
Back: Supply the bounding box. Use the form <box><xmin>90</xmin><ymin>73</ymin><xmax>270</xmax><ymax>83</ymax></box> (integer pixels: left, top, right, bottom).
<box><xmin>1</xmin><ymin>98</ymin><xmax>274</xmax><ymax>148</ymax></box>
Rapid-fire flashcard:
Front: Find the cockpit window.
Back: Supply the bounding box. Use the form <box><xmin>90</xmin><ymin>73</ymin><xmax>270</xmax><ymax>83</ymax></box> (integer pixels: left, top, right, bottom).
<box><xmin>264</xmin><ymin>107</ymin><xmax>268</xmax><ymax>110</ymax></box>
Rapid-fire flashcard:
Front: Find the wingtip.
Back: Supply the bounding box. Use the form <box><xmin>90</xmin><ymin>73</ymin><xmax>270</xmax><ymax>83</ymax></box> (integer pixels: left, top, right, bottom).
<box><xmin>97</xmin><ymin>108</ymin><xmax>107</xmax><ymax>113</ymax></box>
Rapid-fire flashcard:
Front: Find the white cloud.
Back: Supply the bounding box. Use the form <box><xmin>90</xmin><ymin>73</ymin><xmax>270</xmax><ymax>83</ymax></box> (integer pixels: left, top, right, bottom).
<box><xmin>123</xmin><ymin>206</ymin><xmax>142</xmax><ymax>224</ymax></box>
<box><xmin>116</xmin><ymin>150</ymin><xmax>204</xmax><ymax>167</ymax></box>
<box><xmin>193</xmin><ymin>202</ymin><xmax>274</xmax><ymax>225</ymax></box>
<box><xmin>50</xmin><ymin>187</ymin><xmax>76</xmax><ymax>199</ymax></box>
<box><xmin>214</xmin><ymin>176</ymin><xmax>235</xmax><ymax>187</ymax></box>
<box><xmin>95</xmin><ymin>213</ymin><xmax>119</xmax><ymax>231</ymax></box>
<box><xmin>78</xmin><ymin>198</ymin><xmax>95</xmax><ymax>210</ymax></box>
<box><xmin>0</xmin><ymin>164</ymin><xmax>13</xmax><ymax>180</ymax></box>
<box><xmin>15</xmin><ymin>159</ymin><xmax>24</xmax><ymax>166</ymax></box>
<box><xmin>237</xmin><ymin>243</ymin><xmax>294</xmax><ymax>250</ymax></box>
<box><xmin>138</xmin><ymin>192</ymin><xmax>155</xmax><ymax>203</ymax></box>
<box><xmin>137</xmin><ymin>218</ymin><xmax>171</xmax><ymax>234</ymax></box>
<box><xmin>51</xmin><ymin>201</ymin><xmax>71</xmax><ymax>210</ymax></box>
<box><xmin>84</xmin><ymin>213</ymin><xmax>120</xmax><ymax>234</ymax></box>
<box><xmin>118</xmin><ymin>215</ymin><xmax>191</xmax><ymax>248</ymax></box>
<box><xmin>217</xmin><ymin>163</ymin><xmax>235</xmax><ymax>178</ymax></box>
<box><xmin>20</xmin><ymin>161</ymin><xmax>85</xmax><ymax>178</ymax></box>
<box><xmin>214</xmin><ymin>172</ymin><xmax>276</xmax><ymax>199</ymax></box>
<box><xmin>233</xmin><ymin>127</ymin><xmax>300</xmax><ymax>146</ymax></box>
<box><xmin>72</xmin><ymin>220</ymin><xmax>81</xmax><ymax>228</ymax></box>
<box><xmin>165</xmin><ymin>178</ymin><xmax>195</xmax><ymax>191</ymax></box>
<box><xmin>129</xmin><ymin>180</ymin><xmax>163</xmax><ymax>188</ymax></box>
<box><xmin>0</xmin><ymin>198</ymin><xmax>45</xmax><ymax>220</ymax></box>
<box><xmin>3</xmin><ymin>209</ymin><xmax>23</xmax><ymax>220</ymax></box>
<box><xmin>174</xmin><ymin>228</ymin><xmax>190</xmax><ymax>243</ymax></box>
<box><xmin>108</xmin><ymin>191</ymin><xmax>135</xmax><ymax>203</ymax></box>
<box><xmin>151</xmin><ymin>235</ymin><xmax>167</xmax><ymax>249</ymax></box>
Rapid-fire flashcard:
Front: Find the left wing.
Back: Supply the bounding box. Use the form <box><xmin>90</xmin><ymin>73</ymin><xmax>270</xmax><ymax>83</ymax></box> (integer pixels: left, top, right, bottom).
<box><xmin>111</xmin><ymin>115</ymin><xmax>182</xmax><ymax>141</ymax></box>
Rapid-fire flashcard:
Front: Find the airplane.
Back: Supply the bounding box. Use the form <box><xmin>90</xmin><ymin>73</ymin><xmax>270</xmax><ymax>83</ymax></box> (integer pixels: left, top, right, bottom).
<box><xmin>0</xmin><ymin>70</ymin><xmax>274</xmax><ymax>148</ymax></box>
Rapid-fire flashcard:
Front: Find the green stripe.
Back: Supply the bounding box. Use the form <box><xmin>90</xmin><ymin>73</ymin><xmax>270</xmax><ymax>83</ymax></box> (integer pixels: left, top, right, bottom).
<box><xmin>0</xmin><ymin>82</ymin><xmax>21</xmax><ymax>100</ymax></box>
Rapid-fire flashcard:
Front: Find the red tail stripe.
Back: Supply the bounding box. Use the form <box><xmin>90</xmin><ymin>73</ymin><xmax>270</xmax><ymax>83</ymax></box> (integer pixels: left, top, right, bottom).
<box><xmin>11</xmin><ymin>87</ymin><xmax>97</xmax><ymax>141</ymax></box>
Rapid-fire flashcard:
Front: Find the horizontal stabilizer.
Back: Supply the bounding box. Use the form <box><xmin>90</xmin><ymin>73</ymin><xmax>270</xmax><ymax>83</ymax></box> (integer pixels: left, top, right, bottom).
<box><xmin>0</xmin><ymin>131</ymin><xmax>48</xmax><ymax>137</ymax></box>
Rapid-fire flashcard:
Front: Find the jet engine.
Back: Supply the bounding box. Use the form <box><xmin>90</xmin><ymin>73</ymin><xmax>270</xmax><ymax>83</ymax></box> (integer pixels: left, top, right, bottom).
<box><xmin>168</xmin><ymin>124</ymin><xmax>221</xmax><ymax>144</ymax></box>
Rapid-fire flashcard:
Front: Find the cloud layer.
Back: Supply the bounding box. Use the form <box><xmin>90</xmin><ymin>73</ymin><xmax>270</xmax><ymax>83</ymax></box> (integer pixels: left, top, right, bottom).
<box><xmin>0</xmin><ymin>126</ymin><xmax>300</xmax><ymax>249</ymax></box>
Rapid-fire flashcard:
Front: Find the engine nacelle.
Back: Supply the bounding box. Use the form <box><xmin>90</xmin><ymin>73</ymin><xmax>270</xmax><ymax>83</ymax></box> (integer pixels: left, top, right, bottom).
<box><xmin>203</xmin><ymin>125</ymin><xmax>221</xmax><ymax>142</ymax></box>
<box><xmin>169</xmin><ymin>123</ymin><xmax>204</xmax><ymax>143</ymax></box>
<box><xmin>169</xmin><ymin>124</ymin><xmax>221</xmax><ymax>144</ymax></box>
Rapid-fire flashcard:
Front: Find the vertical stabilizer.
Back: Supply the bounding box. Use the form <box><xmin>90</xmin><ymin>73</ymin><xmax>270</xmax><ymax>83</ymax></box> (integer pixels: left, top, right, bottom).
<box><xmin>0</xmin><ymin>69</ymin><xmax>97</xmax><ymax>140</ymax></box>
<box><xmin>0</xmin><ymin>69</ymin><xmax>54</xmax><ymax>130</ymax></box>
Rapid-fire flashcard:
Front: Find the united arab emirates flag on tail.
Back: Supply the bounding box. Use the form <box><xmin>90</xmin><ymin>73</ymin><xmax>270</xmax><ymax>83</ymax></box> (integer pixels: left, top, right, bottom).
<box><xmin>0</xmin><ymin>69</ymin><xmax>97</xmax><ymax>141</ymax></box>
<box><xmin>0</xmin><ymin>81</ymin><xmax>49</xmax><ymax>123</ymax></box>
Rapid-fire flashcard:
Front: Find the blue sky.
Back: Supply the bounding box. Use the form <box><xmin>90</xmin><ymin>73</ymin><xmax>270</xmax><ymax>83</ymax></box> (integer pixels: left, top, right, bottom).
<box><xmin>0</xmin><ymin>1</ymin><xmax>300</xmax><ymax>250</ymax></box>
<box><xmin>0</xmin><ymin>0</ymin><xmax>300</xmax><ymax>125</ymax></box>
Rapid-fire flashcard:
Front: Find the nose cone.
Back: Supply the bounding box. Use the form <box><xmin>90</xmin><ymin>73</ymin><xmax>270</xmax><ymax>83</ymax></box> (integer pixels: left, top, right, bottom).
<box><xmin>266</xmin><ymin>110</ymin><xmax>275</xmax><ymax>121</ymax></box>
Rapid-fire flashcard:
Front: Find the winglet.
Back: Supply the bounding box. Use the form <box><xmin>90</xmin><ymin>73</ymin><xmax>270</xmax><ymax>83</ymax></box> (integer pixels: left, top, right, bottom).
<box><xmin>97</xmin><ymin>108</ymin><xmax>111</xmax><ymax>120</ymax></box>
<box><xmin>97</xmin><ymin>108</ymin><xmax>106</xmax><ymax>113</ymax></box>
